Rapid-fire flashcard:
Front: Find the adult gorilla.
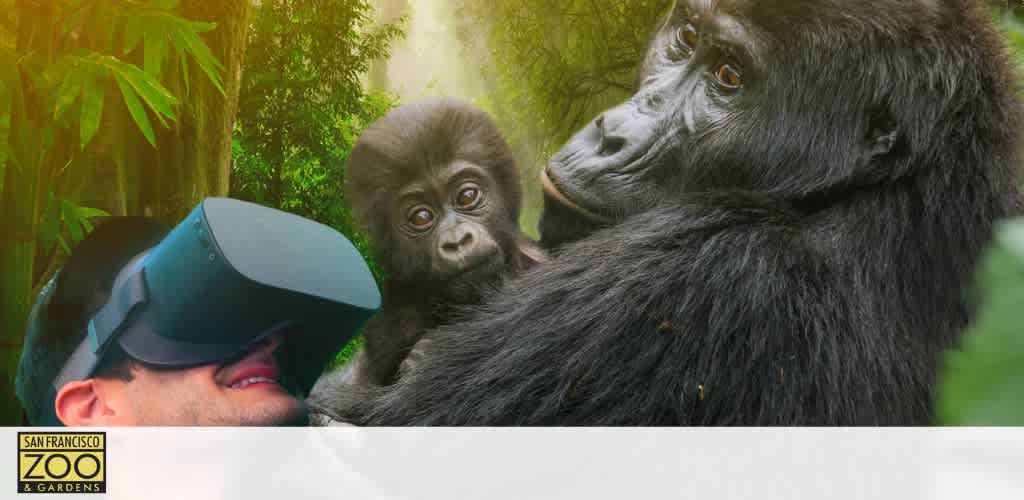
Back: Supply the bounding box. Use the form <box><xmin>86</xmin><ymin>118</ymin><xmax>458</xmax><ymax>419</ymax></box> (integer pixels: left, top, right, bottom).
<box><xmin>311</xmin><ymin>0</ymin><xmax>1022</xmax><ymax>425</ymax></box>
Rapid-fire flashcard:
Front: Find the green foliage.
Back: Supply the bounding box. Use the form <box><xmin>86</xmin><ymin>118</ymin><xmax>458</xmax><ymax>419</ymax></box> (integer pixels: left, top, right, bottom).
<box><xmin>939</xmin><ymin>218</ymin><xmax>1024</xmax><ymax>425</ymax></box>
<box><xmin>37</xmin><ymin>195</ymin><xmax>110</xmax><ymax>255</ymax></box>
<box><xmin>232</xmin><ymin>0</ymin><xmax>406</xmax><ymax>363</ymax></box>
<box><xmin>998</xmin><ymin>10</ymin><xmax>1024</xmax><ymax>81</ymax></box>
<box><xmin>48</xmin><ymin>53</ymin><xmax>180</xmax><ymax>147</ymax></box>
<box><xmin>120</xmin><ymin>1</ymin><xmax>225</xmax><ymax>93</ymax></box>
<box><xmin>454</xmin><ymin>0</ymin><xmax>669</xmax><ymax>154</ymax></box>
<box><xmin>448</xmin><ymin>0</ymin><xmax>669</xmax><ymax>231</ymax></box>
<box><xmin>0</xmin><ymin>0</ymin><xmax>227</xmax><ymax>422</ymax></box>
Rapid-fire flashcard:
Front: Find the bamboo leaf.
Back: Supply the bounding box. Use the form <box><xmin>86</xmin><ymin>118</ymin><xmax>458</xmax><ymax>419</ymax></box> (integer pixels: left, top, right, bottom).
<box><xmin>113</xmin><ymin>73</ymin><xmax>157</xmax><ymax>147</ymax></box>
<box><xmin>115</xmin><ymin>63</ymin><xmax>178</xmax><ymax>126</ymax></box>
<box><xmin>172</xmin><ymin>23</ymin><xmax>225</xmax><ymax>93</ymax></box>
<box><xmin>178</xmin><ymin>45</ymin><xmax>190</xmax><ymax>95</ymax></box>
<box><xmin>53</xmin><ymin>71</ymin><xmax>82</xmax><ymax>120</ymax></box>
<box><xmin>189</xmin><ymin>21</ymin><xmax>218</xmax><ymax>34</ymax></box>
<box><xmin>150</xmin><ymin>0</ymin><xmax>179</xmax><ymax>10</ymax></box>
<box><xmin>38</xmin><ymin>195</ymin><xmax>62</xmax><ymax>253</ymax></box>
<box><xmin>73</xmin><ymin>206</ymin><xmax>111</xmax><ymax>219</ymax></box>
<box><xmin>144</xmin><ymin>31</ymin><xmax>169</xmax><ymax>77</ymax></box>
<box><xmin>79</xmin><ymin>74</ymin><xmax>105</xmax><ymax>149</ymax></box>
<box><xmin>66</xmin><ymin>219</ymin><xmax>84</xmax><ymax>244</ymax></box>
<box><xmin>123</xmin><ymin>16</ymin><xmax>143</xmax><ymax>54</ymax></box>
<box><xmin>58</xmin><ymin>235</ymin><xmax>71</xmax><ymax>255</ymax></box>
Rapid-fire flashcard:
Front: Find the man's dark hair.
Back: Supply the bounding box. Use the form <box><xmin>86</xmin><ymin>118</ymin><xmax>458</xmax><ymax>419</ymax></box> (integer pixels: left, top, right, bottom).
<box><xmin>15</xmin><ymin>217</ymin><xmax>171</xmax><ymax>425</ymax></box>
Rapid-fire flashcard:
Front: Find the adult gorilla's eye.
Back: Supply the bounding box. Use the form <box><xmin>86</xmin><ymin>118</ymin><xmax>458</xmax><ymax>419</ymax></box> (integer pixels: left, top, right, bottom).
<box><xmin>408</xmin><ymin>208</ymin><xmax>435</xmax><ymax>229</ymax></box>
<box><xmin>679</xmin><ymin>25</ymin><xmax>699</xmax><ymax>48</ymax></box>
<box><xmin>456</xmin><ymin>186</ymin><xmax>482</xmax><ymax>209</ymax></box>
<box><xmin>669</xmin><ymin>25</ymin><xmax>698</xmax><ymax>59</ymax></box>
<box><xmin>714</xmin><ymin>63</ymin><xmax>743</xmax><ymax>89</ymax></box>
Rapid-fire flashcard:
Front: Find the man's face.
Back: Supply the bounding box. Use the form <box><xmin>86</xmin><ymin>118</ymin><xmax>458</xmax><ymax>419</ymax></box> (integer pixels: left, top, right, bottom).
<box><xmin>106</xmin><ymin>336</ymin><xmax>306</xmax><ymax>426</ymax></box>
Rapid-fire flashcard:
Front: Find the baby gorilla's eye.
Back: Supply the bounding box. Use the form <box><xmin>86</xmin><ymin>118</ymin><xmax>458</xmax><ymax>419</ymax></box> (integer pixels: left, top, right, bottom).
<box><xmin>408</xmin><ymin>208</ymin><xmax>435</xmax><ymax>229</ymax></box>
<box><xmin>714</xmin><ymin>63</ymin><xmax>743</xmax><ymax>89</ymax></box>
<box><xmin>455</xmin><ymin>186</ymin><xmax>482</xmax><ymax>209</ymax></box>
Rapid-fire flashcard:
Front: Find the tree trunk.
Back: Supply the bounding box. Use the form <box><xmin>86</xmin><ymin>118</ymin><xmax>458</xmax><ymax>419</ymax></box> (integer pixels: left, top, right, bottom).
<box><xmin>74</xmin><ymin>0</ymin><xmax>250</xmax><ymax>223</ymax></box>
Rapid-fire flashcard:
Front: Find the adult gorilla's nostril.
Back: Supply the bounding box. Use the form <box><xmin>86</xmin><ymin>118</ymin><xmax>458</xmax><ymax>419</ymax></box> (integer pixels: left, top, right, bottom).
<box><xmin>599</xmin><ymin>136</ymin><xmax>626</xmax><ymax>156</ymax></box>
<box><xmin>595</xmin><ymin>111</ymin><xmax>629</xmax><ymax>156</ymax></box>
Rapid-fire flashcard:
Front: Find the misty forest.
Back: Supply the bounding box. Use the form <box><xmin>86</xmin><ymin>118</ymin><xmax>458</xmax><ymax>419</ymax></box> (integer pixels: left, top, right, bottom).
<box><xmin>2</xmin><ymin>0</ymin><xmax>1024</xmax><ymax>424</ymax></box>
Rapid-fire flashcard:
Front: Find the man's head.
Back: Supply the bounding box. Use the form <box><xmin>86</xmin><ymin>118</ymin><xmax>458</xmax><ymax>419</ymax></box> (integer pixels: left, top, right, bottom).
<box><xmin>15</xmin><ymin>217</ymin><xmax>306</xmax><ymax>426</ymax></box>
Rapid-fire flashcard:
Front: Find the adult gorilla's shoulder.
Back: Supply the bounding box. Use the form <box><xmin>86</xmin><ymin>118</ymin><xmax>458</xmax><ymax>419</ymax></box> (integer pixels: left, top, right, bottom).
<box><xmin>310</xmin><ymin>0</ymin><xmax>1023</xmax><ymax>425</ymax></box>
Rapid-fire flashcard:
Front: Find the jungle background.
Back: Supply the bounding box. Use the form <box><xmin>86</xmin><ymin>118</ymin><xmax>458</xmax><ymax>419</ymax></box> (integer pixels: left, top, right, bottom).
<box><xmin>1</xmin><ymin>0</ymin><xmax>1023</xmax><ymax>424</ymax></box>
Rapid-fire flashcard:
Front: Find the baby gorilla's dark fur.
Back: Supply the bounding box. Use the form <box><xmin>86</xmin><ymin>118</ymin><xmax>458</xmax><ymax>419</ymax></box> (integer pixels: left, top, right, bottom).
<box><xmin>311</xmin><ymin>99</ymin><xmax>543</xmax><ymax>410</ymax></box>
<box><xmin>310</xmin><ymin>0</ymin><xmax>1023</xmax><ymax>425</ymax></box>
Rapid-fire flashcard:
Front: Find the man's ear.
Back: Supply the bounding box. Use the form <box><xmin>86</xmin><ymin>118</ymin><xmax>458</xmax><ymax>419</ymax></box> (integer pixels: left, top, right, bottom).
<box><xmin>54</xmin><ymin>379</ymin><xmax>128</xmax><ymax>426</ymax></box>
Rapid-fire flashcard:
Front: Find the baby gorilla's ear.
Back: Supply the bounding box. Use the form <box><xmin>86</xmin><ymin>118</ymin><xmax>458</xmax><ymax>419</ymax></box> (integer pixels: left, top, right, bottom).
<box><xmin>513</xmin><ymin>235</ymin><xmax>548</xmax><ymax>270</ymax></box>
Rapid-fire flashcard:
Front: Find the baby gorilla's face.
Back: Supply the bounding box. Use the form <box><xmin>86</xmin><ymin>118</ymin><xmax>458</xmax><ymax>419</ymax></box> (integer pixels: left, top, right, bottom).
<box><xmin>386</xmin><ymin>159</ymin><xmax>516</xmax><ymax>299</ymax></box>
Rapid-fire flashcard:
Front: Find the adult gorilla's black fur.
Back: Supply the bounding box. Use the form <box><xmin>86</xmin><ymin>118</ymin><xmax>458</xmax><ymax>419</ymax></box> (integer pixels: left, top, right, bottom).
<box><xmin>310</xmin><ymin>0</ymin><xmax>1023</xmax><ymax>425</ymax></box>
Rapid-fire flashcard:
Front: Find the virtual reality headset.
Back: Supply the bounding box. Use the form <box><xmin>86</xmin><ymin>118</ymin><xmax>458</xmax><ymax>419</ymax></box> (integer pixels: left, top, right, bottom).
<box><xmin>52</xmin><ymin>197</ymin><xmax>381</xmax><ymax>400</ymax></box>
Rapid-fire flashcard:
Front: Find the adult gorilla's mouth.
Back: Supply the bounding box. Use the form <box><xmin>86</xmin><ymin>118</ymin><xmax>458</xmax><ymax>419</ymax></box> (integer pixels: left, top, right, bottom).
<box><xmin>540</xmin><ymin>168</ymin><xmax>615</xmax><ymax>224</ymax></box>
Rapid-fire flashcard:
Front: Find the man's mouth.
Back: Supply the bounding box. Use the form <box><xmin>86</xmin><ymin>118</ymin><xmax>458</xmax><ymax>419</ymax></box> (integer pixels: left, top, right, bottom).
<box><xmin>222</xmin><ymin>364</ymin><xmax>281</xmax><ymax>390</ymax></box>
<box><xmin>540</xmin><ymin>168</ymin><xmax>615</xmax><ymax>224</ymax></box>
<box><xmin>229</xmin><ymin>376</ymin><xmax>277</xmax><ymax>389</ymax></box>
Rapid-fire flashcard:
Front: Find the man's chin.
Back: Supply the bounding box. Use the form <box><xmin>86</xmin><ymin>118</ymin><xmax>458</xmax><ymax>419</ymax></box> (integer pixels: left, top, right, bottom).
<box><xmin>227</xmin><ymin>390</ymin><xmax>308</xmax><ymax>426</ymax></box>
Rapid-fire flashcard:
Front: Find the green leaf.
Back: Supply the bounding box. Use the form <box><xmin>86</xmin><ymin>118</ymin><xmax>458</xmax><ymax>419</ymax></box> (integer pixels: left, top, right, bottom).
<box><xmin>38</xmin><ymin>195</ymin><xmax>62</xmax><ymax>253</ymax></box>
<box><xmin>58</xmin><ymin>235</ymin><xmax>72</xmax><ymax>256</ymax></box>
<box><xmin>939</xmin><ymin>218</ymin><xmax>1024</xmax><ymax>425</ymax></box>
<box><xmin>172</xmin><ymin>22</ymin><xmax>225</xmax><ymax>93</ymax></box>
<box><xmin>150</xmin><ymin>0</ymin><xmax>180</xmax><ymax>9</ymax></box>
<box><xmin>116</xmin><ymin>63</ymin><xmax>178</xmax><ymax>127</ymax></box>
<box><xmin>123</xmin><ymin>16</ymin><xmax>144</xmax><ymax>54</ymax></box>
<box><xmin>73</xmin><ymin>206</ymin><xmax>111</xmax><ymax>219</ymax></box>
<box><xmin>113</xmin><ymin>73</ymin><xmax>156</xmax><ymax>147</ymax></box>
<box><xmin>59</xmin><ymin>199</ymin><xmax>109</xmax><ymax>244</ymax></box>
<box><xmin>79</xmin><ymin>75</ymin><xmax>105</xmax><ymax>149</ymax></box>
<box><xmin>66</xmin><ymin>219</ymin><xmax>84</xmax><ymax>244</ymax></box>
<box><xmin>178</xmin><ymin>47</ymin><xmax>190</xmax><ymax>95</ymax></box>
<box><xmin>144</xmin><ymin>31</ymin><xmax>169</xmax><ymax>77</ymax></box>
<box><xmin>53</xmin><ymin>71</ymin><xmax>82</xmax><ymax>120</ymax></box>
<box><xmin>78</xmin><ymin>54</ymin><xmax>178</xmax><ymax>127</ymax></box>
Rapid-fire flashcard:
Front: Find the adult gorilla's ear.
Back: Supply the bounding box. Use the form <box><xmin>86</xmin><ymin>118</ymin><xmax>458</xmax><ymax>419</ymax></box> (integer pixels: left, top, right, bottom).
<box><xmin>866</xmin><ymin>106</ymin><xmax>901</xmax><ymax>159</ymax></box>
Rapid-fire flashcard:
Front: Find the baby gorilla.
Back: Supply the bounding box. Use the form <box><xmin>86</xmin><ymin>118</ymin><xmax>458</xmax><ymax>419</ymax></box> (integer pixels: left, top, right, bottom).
<box><xmin>313</xmin><ymin>98</ymin><xmax>544</xmax><ymax>405</ymax></box>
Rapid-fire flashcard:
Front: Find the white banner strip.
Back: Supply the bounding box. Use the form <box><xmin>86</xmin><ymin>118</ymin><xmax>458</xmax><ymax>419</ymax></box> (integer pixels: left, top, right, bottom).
<box><xmin>6</xmin><ymin>428</ymin><xmax>1024</xmax><ymax>499</ymax></box>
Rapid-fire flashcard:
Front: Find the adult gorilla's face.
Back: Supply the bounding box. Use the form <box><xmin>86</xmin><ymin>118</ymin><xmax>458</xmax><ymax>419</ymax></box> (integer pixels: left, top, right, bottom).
<box><xmin>542</xmin><ymin>1</ymin><xmax>760</xmax><ymax>247</ymax></box>
<box><xmin>540</xmin><ymin>0</ymin><xmax>892</xmax><ymax>248</ymax></box>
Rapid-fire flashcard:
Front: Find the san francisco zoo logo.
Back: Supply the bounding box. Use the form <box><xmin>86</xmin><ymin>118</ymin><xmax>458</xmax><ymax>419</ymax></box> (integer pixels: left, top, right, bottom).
<box><xmin>17</xmin><ymin>432</ymin><xmax>106</xmax><ymax>494</ymax></box>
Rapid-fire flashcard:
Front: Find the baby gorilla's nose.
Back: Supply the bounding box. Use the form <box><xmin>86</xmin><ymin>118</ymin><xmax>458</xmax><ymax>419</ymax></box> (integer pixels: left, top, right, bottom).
<box><xmin>437</xmin><ymin>223</ymin><xmax>499</xmax><ymax>274</ymax></box>
<box><xmin>440</xmin><ymin>225</ymin><xmax>475</xmax><ymax>253</ymax></box>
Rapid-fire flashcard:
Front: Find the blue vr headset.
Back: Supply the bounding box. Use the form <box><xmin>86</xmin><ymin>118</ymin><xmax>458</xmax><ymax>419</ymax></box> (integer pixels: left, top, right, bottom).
<box><xmin>51</xmin><ymin>197</ymin><xmax>381</xmax><ymax>401</ymax></box>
